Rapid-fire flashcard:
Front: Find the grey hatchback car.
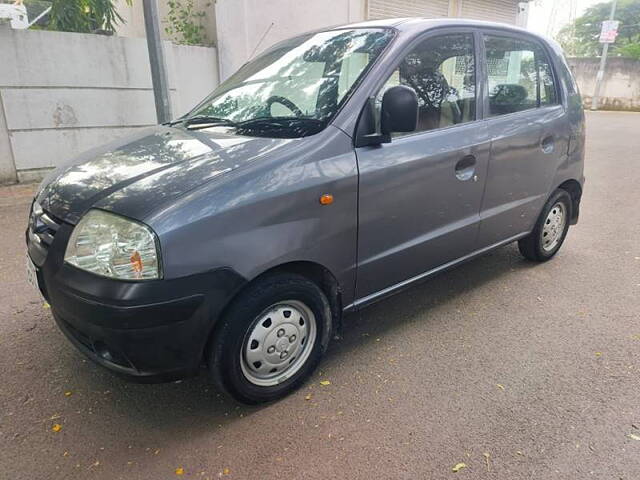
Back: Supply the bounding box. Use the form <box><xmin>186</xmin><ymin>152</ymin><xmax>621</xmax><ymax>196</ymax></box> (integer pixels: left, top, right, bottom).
<box><xmin>26</xmin><ymin>18</ymin><xmax>584</xmax><ymax>404</ymax></box>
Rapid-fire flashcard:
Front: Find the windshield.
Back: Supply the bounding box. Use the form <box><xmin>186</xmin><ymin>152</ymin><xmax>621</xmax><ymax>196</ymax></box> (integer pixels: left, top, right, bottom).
<box><xmin>184</xmin><ymin>28</ymin><xmax>394</xmax><ymax>138</ymax></box>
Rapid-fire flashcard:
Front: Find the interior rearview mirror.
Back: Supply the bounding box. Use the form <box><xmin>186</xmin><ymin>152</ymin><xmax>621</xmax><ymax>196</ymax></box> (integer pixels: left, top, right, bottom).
<box><xmin>380</xmin><ymin>85</ymin><xmax>418</xmax><ymax>135</ymax></box>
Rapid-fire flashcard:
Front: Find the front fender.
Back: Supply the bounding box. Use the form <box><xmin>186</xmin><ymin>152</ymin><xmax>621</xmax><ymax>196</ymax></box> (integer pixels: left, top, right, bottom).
<box><xmin>148</xmin><ymin>127</ymin><xmax>359</xmax><ymax>307</ymax></box>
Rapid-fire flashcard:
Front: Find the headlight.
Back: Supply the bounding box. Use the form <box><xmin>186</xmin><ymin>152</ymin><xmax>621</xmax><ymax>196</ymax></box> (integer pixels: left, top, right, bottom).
<box><xmin>64</xmin><ymin>209</ymin><xmax>161</xmax><ymax>280</ymax></box>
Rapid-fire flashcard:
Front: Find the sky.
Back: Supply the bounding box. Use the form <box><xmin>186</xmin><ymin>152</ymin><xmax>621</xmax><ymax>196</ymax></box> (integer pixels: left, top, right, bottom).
<box><xmin>527</xmin><ymin>0</ymin><xmax>607</xmax><ymax>38</ymax></box>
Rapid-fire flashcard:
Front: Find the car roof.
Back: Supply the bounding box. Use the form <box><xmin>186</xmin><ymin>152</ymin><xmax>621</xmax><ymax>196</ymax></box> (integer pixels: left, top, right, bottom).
<box><xmin>336</xmin><ymin>17</ymin><xmax>562</xmax><ymax>53</ymax></box>
<box><xmin>336</xmin><ymin>17</ymin><xmax>553</xmax><ymax>45</ymax></box>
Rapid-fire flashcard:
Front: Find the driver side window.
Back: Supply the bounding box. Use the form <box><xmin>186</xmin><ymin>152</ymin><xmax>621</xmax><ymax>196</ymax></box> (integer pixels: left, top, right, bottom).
<box><xmin>375</xmin><ymin>33</ymin><xmax>476</xmax><ymax>135</ymax></box>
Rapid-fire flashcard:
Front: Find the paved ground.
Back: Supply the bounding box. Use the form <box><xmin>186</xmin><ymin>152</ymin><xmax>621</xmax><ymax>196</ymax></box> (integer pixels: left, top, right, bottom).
<box><xmin>1</xmin><ymin>111</ymin><xmax>639</xmax><ymax>480</ymax></box>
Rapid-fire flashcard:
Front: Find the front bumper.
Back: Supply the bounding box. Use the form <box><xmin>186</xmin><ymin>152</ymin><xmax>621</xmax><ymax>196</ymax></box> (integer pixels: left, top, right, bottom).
<box><xmin>28</xmin><ymin>217</ymin><xmax>246</xmax><ymax>383</ymax></box>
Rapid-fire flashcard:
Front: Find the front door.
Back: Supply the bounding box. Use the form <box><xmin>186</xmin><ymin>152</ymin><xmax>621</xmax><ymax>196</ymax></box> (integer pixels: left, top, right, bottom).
<box><xmin>355</xmin><ymin>32</ymin><xmax>490</xmax><ymax>301</ymax></box>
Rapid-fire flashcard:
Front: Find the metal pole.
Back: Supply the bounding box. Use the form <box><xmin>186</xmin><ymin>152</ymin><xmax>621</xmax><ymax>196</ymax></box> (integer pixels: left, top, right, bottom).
<box><xmin>591</xmin><ymin>0</ymin><xmax>618</xmax><ymax>111</ymax></box>
<box><xmin>143</xmin><ymin>0</ymin><xmax>172</xmax><ymax>123</ymax></box>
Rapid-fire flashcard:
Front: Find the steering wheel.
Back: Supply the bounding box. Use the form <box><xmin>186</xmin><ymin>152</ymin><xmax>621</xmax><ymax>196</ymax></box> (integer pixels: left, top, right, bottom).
<box><xmin>265</xmin><ymin>95</ymin><xmax>304</xmax><ymax>117</ymax></box>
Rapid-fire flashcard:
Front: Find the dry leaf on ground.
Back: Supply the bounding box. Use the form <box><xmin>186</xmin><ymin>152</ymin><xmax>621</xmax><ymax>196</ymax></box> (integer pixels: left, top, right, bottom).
<box><xmin>452</xmin><ymin>462</ymin><xmax>467</xmax><ymax>473</ymax></box>
<box><xmin>483</xmin><ymin>452</ymin><xmax>491</xmax><ymax>471</ymax></box>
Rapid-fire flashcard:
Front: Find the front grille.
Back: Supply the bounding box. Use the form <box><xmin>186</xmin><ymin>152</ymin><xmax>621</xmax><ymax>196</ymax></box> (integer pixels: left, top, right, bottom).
<box><xmin>28</xmin><ymin>201</ymin><xmax>62</xmax><ymax>265</ymax></box>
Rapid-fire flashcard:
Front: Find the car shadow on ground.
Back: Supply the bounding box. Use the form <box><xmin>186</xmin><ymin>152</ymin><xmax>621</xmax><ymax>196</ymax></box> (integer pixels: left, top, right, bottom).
<box><xmin>334</xmin><ymin>244</ymin><xmax>536</xmax><ymax>356</ymax></box>
<box><xmin>49</xmin><ymin>242</ymin><xmax>539</xmax><ymax>437</ymax></box>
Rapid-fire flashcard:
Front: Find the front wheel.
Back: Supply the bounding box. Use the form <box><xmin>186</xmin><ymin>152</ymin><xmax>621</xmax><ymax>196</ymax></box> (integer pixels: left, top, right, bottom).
<box><xmin>518</xmin><ymin>189</ymin><xmax>572</xmax><ymax>262</ymax></box>
<box><xmin>208</xmin><ymin>273</ymin><xmax>333</xmax><ymax>404</ymax></box>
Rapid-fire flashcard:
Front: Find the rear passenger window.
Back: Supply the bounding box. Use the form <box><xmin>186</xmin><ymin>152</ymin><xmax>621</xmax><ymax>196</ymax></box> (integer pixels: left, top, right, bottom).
<box><xmin>375</xmin><ymin>33</ymin><xmax>476</xmax><ymax>134</ymax></box>
<box><xmin>484</xmin><ymin>35</ymin><xmax>557</xmax><ymax>116</ymax></box>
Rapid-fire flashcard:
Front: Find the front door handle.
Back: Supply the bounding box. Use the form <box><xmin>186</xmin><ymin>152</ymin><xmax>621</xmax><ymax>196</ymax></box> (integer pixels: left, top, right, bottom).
<box><xmin>455</xmin><ymin>155</ymin><xmax>476</xmax><ymax>181</ymax></box>
<box><xmin>541</xmin><ymin>135</ymin><xmax>555</xmax><ymax>154</ymax></box>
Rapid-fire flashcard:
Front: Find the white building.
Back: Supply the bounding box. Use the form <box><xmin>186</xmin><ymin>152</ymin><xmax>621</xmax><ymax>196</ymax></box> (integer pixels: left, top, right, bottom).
<box><xmin>0</xmin><ymin>2</ymin><xmax>28</xmax><ymax>29</ymax></box>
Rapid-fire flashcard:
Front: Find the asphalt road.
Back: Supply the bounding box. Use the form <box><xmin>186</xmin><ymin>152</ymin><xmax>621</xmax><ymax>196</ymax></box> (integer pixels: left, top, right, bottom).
<box><xmin>1</xmin><ymin>111</ymin><xmax>639</xmax><ymax>480</ymax></box>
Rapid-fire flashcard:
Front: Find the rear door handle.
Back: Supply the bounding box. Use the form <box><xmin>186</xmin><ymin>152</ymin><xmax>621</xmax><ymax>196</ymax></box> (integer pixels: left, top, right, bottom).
<box><xmin>541</xmin><ymin>135</ymin><xmax>555</xmax><ymax>154</ymax></box>
<box><xmin>455</xmin><ymin>155</ymin><xmax>476</xmax><ymax>181</ymax></box>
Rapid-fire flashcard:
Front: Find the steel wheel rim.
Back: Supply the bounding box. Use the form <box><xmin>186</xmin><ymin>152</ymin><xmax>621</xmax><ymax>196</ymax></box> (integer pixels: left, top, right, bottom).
<box><xmin>541</xmin><ymin>202</ymin><xmax>566</xmax><ymax>253</ymax></box>
<box><xmin>240</xmin><ymin>300</ymin><xmax>317</xmax><ymax>387</ymax></box>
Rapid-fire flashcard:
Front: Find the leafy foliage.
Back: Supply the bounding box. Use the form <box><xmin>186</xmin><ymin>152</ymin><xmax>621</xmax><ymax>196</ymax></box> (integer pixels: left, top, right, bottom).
<box><xmin>47</xmin><ymin>0</ymin><xmax>132</xmax><ymax>34</ymax></box>
<box><xmin>616</xmin><ymin>42</ymin><xmax>640</xmax><ymax>59</ymax></box>
<box><xmin>164</xmin><ymin>0</ymin><xmax>211</xmax><ymax>46</ymax></box>
<box><xmin>558</xmin><ymin>0</ymin><xmax>640</xmax><ymax>57</ymax></box>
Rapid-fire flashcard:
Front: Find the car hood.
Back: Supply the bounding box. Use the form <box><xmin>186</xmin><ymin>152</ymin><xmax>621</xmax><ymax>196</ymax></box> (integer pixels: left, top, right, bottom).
<box><xmin>36</xmin><ymin>126</ymin><xmax>293</xmax><ymax>224</ymax></box>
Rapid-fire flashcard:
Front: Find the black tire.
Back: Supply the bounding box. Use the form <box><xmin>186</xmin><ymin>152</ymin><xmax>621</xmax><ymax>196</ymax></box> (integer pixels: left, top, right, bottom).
<box><xmin>518</xmin><ymin>189</ymin><xmax>572</xmax><ymax>262</ymax></box>
<box><xmin>208</xmin><ymin>273</ymin><xmax>333</xmax><ymax>404</ymax></box>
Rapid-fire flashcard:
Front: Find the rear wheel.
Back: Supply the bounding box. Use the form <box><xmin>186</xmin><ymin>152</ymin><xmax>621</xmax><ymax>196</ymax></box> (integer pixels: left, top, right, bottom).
<box><xmin>518</xmin><ymin>189</ymin><xmax>572</xmax><ymax>262</ymax></box>
<box><xmin>208</xmin><ymin>273</ymin><xmax>332</xmax><ymax>404</ymax></box>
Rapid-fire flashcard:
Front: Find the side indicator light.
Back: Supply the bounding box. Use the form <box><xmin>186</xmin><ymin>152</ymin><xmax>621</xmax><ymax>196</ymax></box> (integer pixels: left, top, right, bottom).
<box><xmin>130</xmin><ymin>251</ymin><xmax>143</xmax><ymax>275</ymax></box>
<box><xmin>319</xmin><ymin>194</ymin><xmax>334</xmax><ymax>205</ymax></box>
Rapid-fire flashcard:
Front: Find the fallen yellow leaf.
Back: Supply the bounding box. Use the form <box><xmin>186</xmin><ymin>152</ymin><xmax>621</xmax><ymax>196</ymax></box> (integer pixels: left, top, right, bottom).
<box><xmin>628</xmin><ymin>433</ymin><xmax>640</xmax><ymax>441</ymax></box>
<box><xmin>222</xmin><ymin>467</ymin><xmax>230</xmax><ymax>475</ymax></box>
<box><xmin>483</xmin><ymin>452</ymin><xmax>491</xmax><ymax>472</ymax></box>
<box><xmin>64</xmin><ymin>391</ymin><xmax>72</xmax><ymax>397</ymax></box>
<box><xmin>43</xmin><ymin>302</ymin><xmax>50</xmax><ymax>309</ymax></box>
<box><xmin>452</xmin><ymin>462</ymin><xmax>467</xmax><ymax>473</ymax></box>
<box><xmin>496</xmin><ymin>384</ymin><xmax>505</xmax><ymax>391</ymax></box>
<box><xmin>319</xmin><ymin>380</ymin><xmax>331</xmax><ymax>386</ymax></box>
<box><xmin>51</xmin><ymin>424</ymin><xmax>62</xmax><ymax>432</ymax></box>
<box><xmin>595</xmin><ymin>352</ymin><xmax>602</xmax><ymax>357</ymax></box>
<box><xmin>305</xmin><ymin>394</ymin><xmax>312</xmax><ymax>401</ymax></box>
<box><xmin>175</xmin><ymin>467</ymin><xmax>184</xmax><ymax>475</ymax></box>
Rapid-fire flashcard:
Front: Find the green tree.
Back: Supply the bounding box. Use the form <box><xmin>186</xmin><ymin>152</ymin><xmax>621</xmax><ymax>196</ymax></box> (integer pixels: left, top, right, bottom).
<box><xmin>48</xmin><ymin>0</ymin><xmax>132</xmax><ymax>34</ymax></box>
<box><xmin>557</xmin><ymin>0</ymin><xmax>640</xmax><ymax>57</ymax></box>
<box><xmin>617</xmin><ymin>42</ymin><xmax>640</xmax><ymax>59</ymax></box>
<box><xmin>164</xmin><ymin>0</ymin><xmax>211</xmax><ymax>46</ymax></box>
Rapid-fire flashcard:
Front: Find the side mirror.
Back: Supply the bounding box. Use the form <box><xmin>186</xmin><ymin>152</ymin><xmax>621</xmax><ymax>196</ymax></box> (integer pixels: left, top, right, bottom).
<box><xmin>380</xmin><ymin>85</ymin><xmax>418</xmax><ymax>135</ymax></box>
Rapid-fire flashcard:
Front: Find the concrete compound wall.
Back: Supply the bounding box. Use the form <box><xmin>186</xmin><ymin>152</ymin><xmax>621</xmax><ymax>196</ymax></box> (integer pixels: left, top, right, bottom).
<box><xmin>0</xmin><ymin>25</ymin><xmax>219</xmax><ymax>184</ymax></box>
<box><xmin>567</xmin><ymin>57</ymin><xmax>640</xmax><ymax>112</ymax></box>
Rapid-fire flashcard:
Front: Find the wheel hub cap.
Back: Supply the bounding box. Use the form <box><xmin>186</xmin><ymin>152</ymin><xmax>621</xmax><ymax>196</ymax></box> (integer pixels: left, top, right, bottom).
<box><xmin>240</xmin><ymin>300</ymin><xmax>317</xmax><ymax>387</ymax></box>
<box><xmin>541</xmin><ymin>202</ymin><xmax>566</xmax><ymax>252</ymax></box>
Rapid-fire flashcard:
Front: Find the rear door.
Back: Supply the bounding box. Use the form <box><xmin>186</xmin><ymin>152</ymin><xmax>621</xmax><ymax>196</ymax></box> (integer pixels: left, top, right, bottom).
<box><xmin>354</xmin><ymin>30</ymin><xmax>491</xmax><ymax>301</ymax></box>
<box><xmin>477</xmin><ymin>32</ymin><xmax>569</xmax><ymax>247</ymax></box>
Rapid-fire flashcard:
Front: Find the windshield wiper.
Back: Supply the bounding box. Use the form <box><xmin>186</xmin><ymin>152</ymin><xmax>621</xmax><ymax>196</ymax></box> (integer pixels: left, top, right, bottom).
<box><xmin>166</xmin><ymin>115</ymin><xmax>326</xmax><ymax>137</ymax></box>
<box><xmin>167</xmin><ymin>115</ymin><xmax>237</xmax><ymax>129</ymax></box>
<box><xmin>234</xmin><ymin>117</ymin><xmax>327</xmax><ymax>138</ymax></box>
<box><xmin>237</xmin><ymin>116</ymin><xmax>325</xmax><ymax>128</ymax></box>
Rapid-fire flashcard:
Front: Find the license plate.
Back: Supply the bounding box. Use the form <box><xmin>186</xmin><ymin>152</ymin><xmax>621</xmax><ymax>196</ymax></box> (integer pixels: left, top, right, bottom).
<box><xmin>26</xmin><ymin>254</ymin><xmax>40</xmax><ymax>294</ymax></box>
